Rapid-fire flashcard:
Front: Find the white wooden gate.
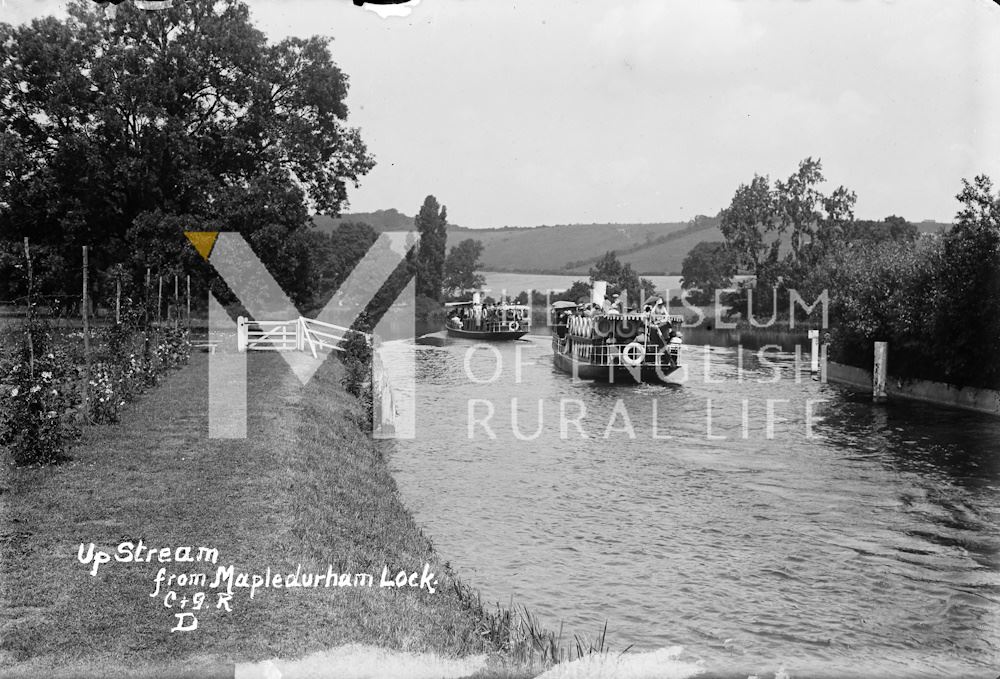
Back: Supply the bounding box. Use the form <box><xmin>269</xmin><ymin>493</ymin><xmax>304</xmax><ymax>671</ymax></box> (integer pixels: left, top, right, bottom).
<box><xmin>236</xmin><ymin>316</ymin><xmax>369</xmax><ymax>354</ymax></box>
<box><xmin>235</xmin><ymin>315</ymin><xmax>396</xmax><ymax>433</ymax></box>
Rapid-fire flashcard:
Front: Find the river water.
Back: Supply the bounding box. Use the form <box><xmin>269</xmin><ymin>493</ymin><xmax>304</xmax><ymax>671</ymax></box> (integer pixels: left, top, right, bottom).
<box><xmin>390</xmin><ymin>333</ymin><xmax>1000</xmax><ymax>678</ymax></box>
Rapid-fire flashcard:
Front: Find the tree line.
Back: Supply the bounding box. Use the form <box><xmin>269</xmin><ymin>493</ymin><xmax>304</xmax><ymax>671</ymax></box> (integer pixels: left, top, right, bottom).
<box><xmin>0</xmin><ymin>0</ymin><xmax>492</xmax><ymax>329</ymax></box>
<box><xmin>680</xmin><ymin>158</ymin><xmax>1000</xmax><ymax>390</ymax></box>
<box><xmin>0</xmin><ymin>0</ymin><xmax>373</xmax><ymax>318</ymax></box>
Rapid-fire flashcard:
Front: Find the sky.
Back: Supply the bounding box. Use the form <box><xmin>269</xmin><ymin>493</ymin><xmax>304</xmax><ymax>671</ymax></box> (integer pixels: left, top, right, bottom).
<box><xmin>2</xmin><ymin>0</ymin><xmax>999</xmax><ymax>228</ymax></box>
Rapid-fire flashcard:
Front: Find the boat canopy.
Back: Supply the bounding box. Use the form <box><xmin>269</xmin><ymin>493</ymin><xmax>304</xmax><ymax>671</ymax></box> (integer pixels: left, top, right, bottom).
<box><xmin>551</xmin><ymin>301</ymin><xmax>577</xmax><ymax>309</ymax></box>
<box><xmin>446</xmin><ymin>300</ymin><xmax>529</xmax><ymax>309</ymax></box>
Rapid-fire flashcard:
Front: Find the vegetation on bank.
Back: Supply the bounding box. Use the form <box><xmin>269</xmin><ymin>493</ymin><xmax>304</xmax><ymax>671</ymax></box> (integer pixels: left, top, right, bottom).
<box><xmin>0</xmin><ymin>352</ymin><xmax>619</xmax><ymax>678</ymax></box>
<box><xmin>0</xmin><ymin>319</ymin><xmax>191</xmax><ymax>468</ymax></box>
<box><xmin>679</xmin><ymin>158</ymin><xmax>999</xmax><ymax>390</ymax></box>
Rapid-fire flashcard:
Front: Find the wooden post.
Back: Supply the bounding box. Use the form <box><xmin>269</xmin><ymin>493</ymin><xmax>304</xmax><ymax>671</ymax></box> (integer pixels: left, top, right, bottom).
<box><xmin>115</xmin><ymin>277</ymin><xmax>121</xmax><ymax>324</ymax></box>
<box><xmin>82</xmin><ymin>246</ymin><xmax>91</xmax><ymax>420</ymax></box>
<box><xmin>808</xmin><ymin>329</ymin><xmax>819</xmax><ymax>374</ymax></box>
<box><xmin>157</xmin><ymin>275</ymin><xmax>163</xmax><ymax>325</ymax></box>
<box><xmin>143</xmin><ymin>267</ymin><xmax>151</xmax><ymax>363</ymax></box>
<box><xmin>186</xmin><ymin>275</ymin><xmax>191</xmax><ymax>327</ymax></box>
<box><xmin>23</xmin><ymin>238</ymin><xmax>34</xmax><ymax>379</ymax></box>
<box><xmin>873</xmin><ymin>341</ymin><xmax>888</xmax><ymax>403</ymax></box>
<box><xmin>173</xmin><ymin>274</ymin><xmax>179</xmax><ymax>328</ymax></box>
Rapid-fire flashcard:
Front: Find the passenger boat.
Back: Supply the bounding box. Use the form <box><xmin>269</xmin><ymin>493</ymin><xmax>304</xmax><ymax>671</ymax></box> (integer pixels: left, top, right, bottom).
<box><xmin>445</xmin><ymin>293</ymin><xmax>531</xmax><ymax>340</ymax></box>
<box><xmin>550</xmin><ymin>285</ymin><xmax>683</xmax><ymax>384</ymax></box>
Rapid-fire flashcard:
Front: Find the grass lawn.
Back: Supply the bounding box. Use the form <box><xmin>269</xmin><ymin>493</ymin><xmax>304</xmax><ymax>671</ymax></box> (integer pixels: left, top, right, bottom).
<box><xmin>0</xmin><ymin>351</ymin><xmax>497</xmax><ymax>678</ymax></box>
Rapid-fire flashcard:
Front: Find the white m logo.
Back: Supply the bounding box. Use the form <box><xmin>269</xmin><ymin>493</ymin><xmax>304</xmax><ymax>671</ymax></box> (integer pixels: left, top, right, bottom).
<box><xmin>186</xmin><ymin>230</ymin><xmax>417</xmax><ymax>440</ymax></box>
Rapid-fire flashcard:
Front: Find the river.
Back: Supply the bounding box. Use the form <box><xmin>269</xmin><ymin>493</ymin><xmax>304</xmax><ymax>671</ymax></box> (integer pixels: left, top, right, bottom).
<box><xmin>390</xmin><ymin>333</ymin><xmax>1000</xmax><ymax>678</ymax></box>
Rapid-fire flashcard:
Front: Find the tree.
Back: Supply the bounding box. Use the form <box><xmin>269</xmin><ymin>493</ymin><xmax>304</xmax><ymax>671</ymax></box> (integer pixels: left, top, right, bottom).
<box><xmin>442</xmin><ymin>238</ymin><xmax>485</xmax><ymax>298</ymax></box>
<box><xmin>680</xmin><ymin>241</ymin><xmax>737</xmax><ymax>304</ymax></box>
<box><xmin>551</xmin><ymin>280</ymin><xmax>592</xmax><ymax>305</ymax></box>
<box><xmin>412</xmin><ymin>195</ymin><xmax>448</xmax><ymax>301</ymax></box>
<box><xmin>719</xmin><ymin>174</ymin><xmax>776</xmax><ymax>274</ymax></box>
<box><xmin>0</xmin><ymin>0</ymin><xmax>374</xmax><ymax>306</ymax></box>
<box><xmin>838</xmin><ymin>215</ymin><xmax>918</xmax><ymax>246</ymax></box>
<box><xmin>588</xmin><ymin>251</ymin><xmax>656</xmax><ymax>306</ymax></box>
<box><xmin>774</xmin><ymin>157</ymin><xmax>825</xmax><ymax>262</ymax></box>
<box><xmin>928</xmin><ymin>175</ymin><xmax>1000</xmax><ymax>387</ymax></box>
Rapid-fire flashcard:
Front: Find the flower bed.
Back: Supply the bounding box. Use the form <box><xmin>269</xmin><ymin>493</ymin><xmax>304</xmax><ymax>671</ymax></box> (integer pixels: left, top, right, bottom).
<box><xmin>0</xmin><ymin>322</ymin><xmax>192</xmax><ymax>466</ymax></box>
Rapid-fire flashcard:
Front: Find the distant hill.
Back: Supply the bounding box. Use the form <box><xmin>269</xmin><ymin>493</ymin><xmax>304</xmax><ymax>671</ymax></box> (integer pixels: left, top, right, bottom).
<box><xmin>311</xmin><ymin>211</ymin><xmax>952</xmax><ymax>275</ymax></box>
<box><xmin>311</xmin><ymin>209</ymin><xmax>418</xmax><ymax>233</ymax></box>
<box><xmin>312</xmin><ymin>211</ymin><xmax>716</xmax><ymax>275</ymax></box>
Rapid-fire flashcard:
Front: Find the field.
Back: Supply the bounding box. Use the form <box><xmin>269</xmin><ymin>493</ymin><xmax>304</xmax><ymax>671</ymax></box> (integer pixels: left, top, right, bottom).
<box><xmin>313</xmin><ymin>211</ymin><xmax>952</xmax><ymax>277</ymax></box>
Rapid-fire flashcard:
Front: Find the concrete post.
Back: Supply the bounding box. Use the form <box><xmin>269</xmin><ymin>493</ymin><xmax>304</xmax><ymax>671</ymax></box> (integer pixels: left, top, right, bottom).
<box><xmin>873</xmin><ymin>341</ymin><xmax>888</xmax><ymax>402</ymax></box>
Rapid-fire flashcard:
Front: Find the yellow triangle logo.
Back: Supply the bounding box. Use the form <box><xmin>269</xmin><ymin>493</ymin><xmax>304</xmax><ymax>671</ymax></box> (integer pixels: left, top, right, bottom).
<box><xmin>184</xmin><ymin>231</ymin><xmax>219</xmax><ymax>261</ymax></box>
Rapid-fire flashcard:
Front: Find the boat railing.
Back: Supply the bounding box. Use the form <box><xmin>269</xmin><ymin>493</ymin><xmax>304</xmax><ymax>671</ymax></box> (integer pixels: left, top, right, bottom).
<box><xmin>458</xmin><ymin>318</ymin><xmax>530</xmax><ymax>332</ymax></box>
<box><xmin>558</xmin><ymin>336</ymin><xmax>679</xmax><ymax>366</ymax></box>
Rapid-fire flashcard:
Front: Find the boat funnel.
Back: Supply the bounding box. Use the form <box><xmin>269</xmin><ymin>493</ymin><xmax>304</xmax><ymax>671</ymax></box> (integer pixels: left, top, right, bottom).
<box><xmin>591</xmin><ymin>281</ymin><xmax>607</xmax><ymax>306</ymax></box>
<box><xmin>473</xmin><ymin>291</ymin><xmax>481</xmax><ymax>305</ymax></box>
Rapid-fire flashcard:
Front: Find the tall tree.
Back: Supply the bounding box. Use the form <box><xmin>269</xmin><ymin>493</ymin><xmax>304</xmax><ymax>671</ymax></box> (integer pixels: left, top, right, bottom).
<box><xmin>0</xmin><ymin>0</ymin><xmax>374</xmax><ymax>305</ymax></box>
<box><xmin>680</xmin><ymin>241</ymin><xmax>737</xmax><ymax>304</ymax></box>
<box><xmin>412</xmin><ymin>195</ymin><xmax>447</xmax><ymax>301</ymax></box>
<box><xmin>442</xmin><ymin>238</ymin><xmax>485</xmax><ymax>298</ymax></box>
<box><xmin>774</xmin><ymin>157</ymin><xmax>825</xmax><ymax>262</ymax></box>
<box><xmin>719</xmin><ymin>174</ymin><xmax>776</xmax><ymax>274</ymax></box>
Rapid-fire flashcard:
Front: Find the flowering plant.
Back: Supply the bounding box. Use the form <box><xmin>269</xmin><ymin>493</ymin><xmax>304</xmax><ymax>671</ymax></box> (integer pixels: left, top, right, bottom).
<box><xmin>0</xmin><ymin>325</ymin><xmax>81</xmax><ymax>466</ymax></box>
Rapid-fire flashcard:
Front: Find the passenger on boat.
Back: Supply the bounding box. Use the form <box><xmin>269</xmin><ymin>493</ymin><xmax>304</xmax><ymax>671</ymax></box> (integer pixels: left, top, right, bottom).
<box><xmin>607</xmin><ymin>293</ymin><xmax>623</xmax><ymax>315</ymax></box>
<box><xmin>650</xmin><ymin>298</ymin><xmax>669</xmax><ymax>324</ymax></box>
<box><xmin>647</xmin><ymin>298</ymin><xmax>672</xmax><ymax>348</ymax></box>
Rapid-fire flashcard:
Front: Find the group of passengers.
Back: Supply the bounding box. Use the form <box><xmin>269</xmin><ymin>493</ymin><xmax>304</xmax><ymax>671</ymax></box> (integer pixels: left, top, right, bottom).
<box><xmin>555</xmin><ymin>294</ymin><xmax>678</xmax><ymax>348</ymax></box>
<box><xmin>565</xmin><ymin>294</ymin><xmax>670</xmax><ymax>321</ymax></box>
<box><xmin>448</xmin><ymin>302</ymin><xmax>525</xmax><ymax>329</ymax></box>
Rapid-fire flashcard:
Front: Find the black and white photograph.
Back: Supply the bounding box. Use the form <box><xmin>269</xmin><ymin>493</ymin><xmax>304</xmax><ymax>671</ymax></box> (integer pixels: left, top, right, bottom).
<box><xmin>0</xmin><ymin>1</ymin><xmax>998</xmax><ymax>678</ymax></box>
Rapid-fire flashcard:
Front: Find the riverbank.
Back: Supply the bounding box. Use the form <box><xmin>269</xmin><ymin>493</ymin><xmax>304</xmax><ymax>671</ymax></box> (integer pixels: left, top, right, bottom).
<box><xmin>0</xmin><ymin>352</ymin><xmax>507</xmax><ymax>677</ymax></box>
<box><xmin>826</xmin><ymin>360</ymin><xmax>1000</xmax><ymax>416</ymax></box>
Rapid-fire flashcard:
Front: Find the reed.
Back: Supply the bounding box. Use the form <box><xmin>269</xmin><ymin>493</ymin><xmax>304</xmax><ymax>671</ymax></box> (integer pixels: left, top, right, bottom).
<box><xmin>450</xmin><ymin>578</ymin><xmax>627</xmax><ymax>676</ymax></box>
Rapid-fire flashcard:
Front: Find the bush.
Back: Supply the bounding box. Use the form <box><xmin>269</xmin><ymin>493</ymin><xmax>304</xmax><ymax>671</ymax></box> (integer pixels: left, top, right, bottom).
<box><xmin>808</xmin><ymin>175</ymin><xmax>1000</xmax><ymax>389</ymax></box>
<box><xmin>0</xmin><ymin>323</ymin><xmax>81</xmax><ymax>466</ymax></box>
<box><xmin>0</xmin><ymin>317</ymin><xmax>193</xmax><ymax>465</ymax></box>
<box><xmin>155</xmin><ymin>327</ymin><xmax>192</xmax><ymax>371</ymax></box>
<box><xmin>340</xmin><ymin>320</ymin><xmax>373</xmax><ymax>429</ymax></box>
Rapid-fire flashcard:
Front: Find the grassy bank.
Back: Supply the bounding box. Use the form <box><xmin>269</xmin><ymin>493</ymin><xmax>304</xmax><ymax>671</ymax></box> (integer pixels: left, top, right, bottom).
<box><xmin>0</xmin><ymin>352</ymin><xmax>508</xmax><ymax>677</ymax></box>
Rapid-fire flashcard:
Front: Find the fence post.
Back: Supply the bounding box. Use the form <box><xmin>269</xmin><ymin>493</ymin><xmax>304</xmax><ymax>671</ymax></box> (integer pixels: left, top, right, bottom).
<box><xmin>808</xmin><ymin>329</ymin><xmax>819</xmax><ymax>374</ymax></box>
<box><xmin>237</xmin><ymin>316</ymin><xmax>247</xmax><ymax>352</ymax></box>
<box><xmin>296</xmin><ymin>317</ymin><xmax>304</xmax><ymax>352</ymax></box>
<box><xmin>23</xmin><ymin>238</ymin><xmax>35</xmax><ymax>379</ymax></box>
<box><xmin>873</xmin><ymin>341</ymin><xmax>888</xmax><ymax>403</ymax></box>
<box><xmin>82</xmin><ymin>245</ymin><xmax>91</xmax><ymax>421</ymax></box>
